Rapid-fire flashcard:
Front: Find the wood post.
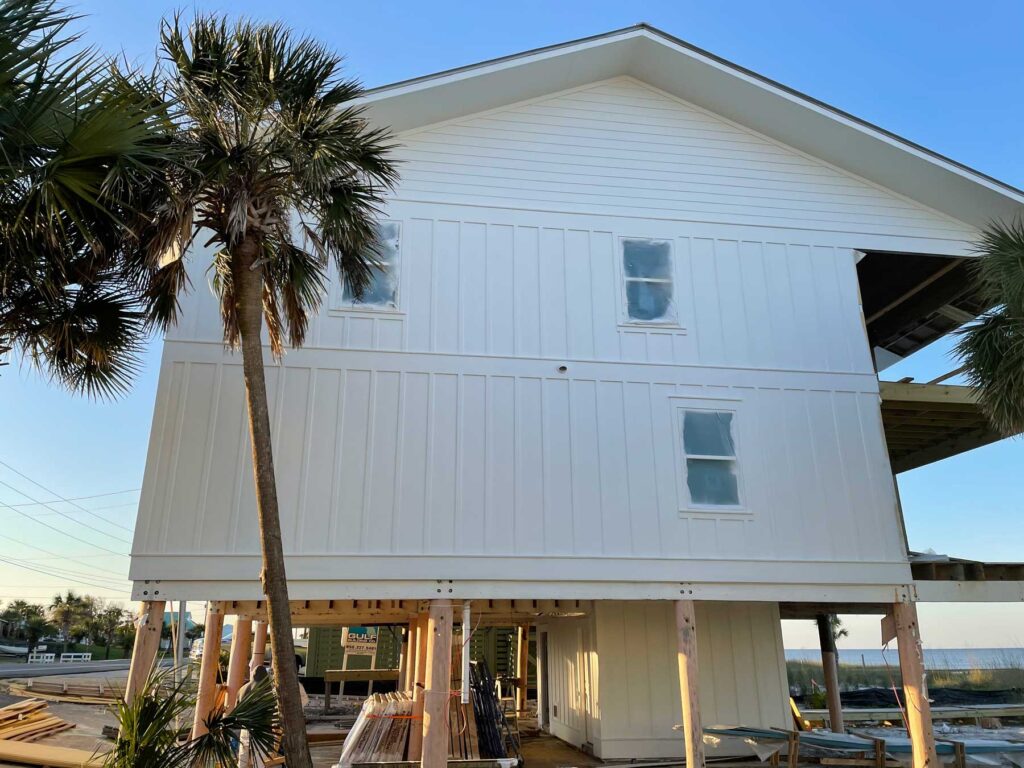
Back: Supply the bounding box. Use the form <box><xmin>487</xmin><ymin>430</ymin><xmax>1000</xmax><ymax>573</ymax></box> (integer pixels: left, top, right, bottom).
<box><xmin>893</xmin><ymin>602</ymin><xmax>938</xmax><ymax>768</ymax></box>
<box><xmin>422</xmin><ymin>599</ymin><xmax>454</xmax><ymax>768</ymax></box>
<box><xmin>124</xmin><ymin>600</ymin><xmax>165</xmax><ymax>703</ymax></box>
<box><xmin>226</xmin><ymin>616</ymin><xmax>254</xmax><ymax>710</ymax></box>
<box><xmin>191</xmin><ymin>601</ymin><xmax>225</xmax><ymax>738</ymax></box>
<box><xmin>675</xmin><ymin>600</ymin><xmax>704</xmax><ymax>768</ymax></box>
<box><xmin>398</xmin><ymin>624</ymin><xmax>411</xmax><ymax>691</ymax></box>
<box><xmin>816</xmin><ymin>614</ymin><xmax>845</xmax><ymax>733</ymax></box>
<box><xmin>516</xmin><ymin>623</ymin><xmax>530</xmax><ymax>712</ymax></box>
<box><xmin>250</xmin><ymin>620</ymin><xmax>268</xmax><ymax>674</ymax></box>
<box><xmin>407</xmin><ymin>612</ymin><xmax>430</xmax><ymax>759</ymax></box>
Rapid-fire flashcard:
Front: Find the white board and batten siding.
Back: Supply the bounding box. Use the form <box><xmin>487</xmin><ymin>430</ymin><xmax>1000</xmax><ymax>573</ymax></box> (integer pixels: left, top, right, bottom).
<box><xmin>133</xmin><ymin>77</ymin><xmax>975</xmax><ymax>600</ymax></box>
<box><xmin>543</xmin><ymin>601</ymin><xmax>789</xmax><ymax>759</ymax></box>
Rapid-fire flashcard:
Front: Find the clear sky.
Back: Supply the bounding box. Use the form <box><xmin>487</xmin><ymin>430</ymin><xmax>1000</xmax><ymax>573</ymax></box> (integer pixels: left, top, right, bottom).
<box><xmin>2</xmin><ymin>0</ymin><xmax>1023</xmax><ymax>649</ymax></box>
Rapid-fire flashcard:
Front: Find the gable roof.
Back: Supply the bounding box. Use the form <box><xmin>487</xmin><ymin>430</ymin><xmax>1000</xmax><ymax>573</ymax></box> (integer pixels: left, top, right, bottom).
<box><xmin>361</xmin><ymin>24</ymin><xmax>1024</xmax><ymax>230</ymax></box>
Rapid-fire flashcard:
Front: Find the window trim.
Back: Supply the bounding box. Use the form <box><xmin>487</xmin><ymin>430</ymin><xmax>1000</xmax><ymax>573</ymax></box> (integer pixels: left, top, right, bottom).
<box><xmin>617</xmin><ymin>235</ymin><xmax>682</xmax><ymax>328</ymax></box>
<box><xmin>330</xmin><ymin>220</ymin><xmax>403</xmax><ymax>314</ymax></box>
<box><xmin>669</xmin><ymin>396</ymin><xmax>748</xmax><ymax>515</ymax></box>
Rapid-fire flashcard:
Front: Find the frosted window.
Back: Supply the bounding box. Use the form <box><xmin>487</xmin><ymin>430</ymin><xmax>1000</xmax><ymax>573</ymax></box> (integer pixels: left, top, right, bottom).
<box><xmin>682</xmin><ymin>411</ymin><xmax>734</xmax><ymax>456</ymax></box>
<box><xmin>341</xmin><ymin>221</ymin><xmax>400</xmax><ymax>308</ymax></box>
<box><xmin>622</xmin><ymin>238</ymin><xmax>675</xmax><ymax>323</ymax></box>
<box><xmin>681</xmin><ymin>409</ymin><xmax>740</xmax><ymax>507</ymax></box>
<box><xmin>686</xmin><ymin>459</ymin><xmax>740</xmax><ymax>506</ymax></box>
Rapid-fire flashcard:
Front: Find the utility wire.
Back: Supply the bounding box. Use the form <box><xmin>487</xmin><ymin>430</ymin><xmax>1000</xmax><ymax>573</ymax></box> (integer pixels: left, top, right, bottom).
<box><xmin>0</xmin><ymin>478</ymin><xmax>131</xmax><ymax>544</ymax></box>
<box><xmin>0</xmin><ymin>462</ymin><xmax>135</xmax><ymax>534</ymax></box>
<box><xmin>0</xmin><ymin>555</ymin><xmax>129</xmax><ymax>587</ymax></box>
<box><xmin>0</xmin><ymin>500</ymin><xmax>128</xmax><ymax>557</ymax></box>
<box><xmin>0</xmin><ymin>554</ymin><xmax>131</xmax><ymax>592</ymax></box>
<box><xmin>33</xmin><ymin>501</ymin><xmax>138</xmax><ymax>516</ymax></box>
<box><xmin>0</xmin><ymin>531</ymin><xmax>127</xmax><ymax>578</ymax></box>
<box><xmin>1</xmin><ymin>488</ymin><xmax>140</xmax><ymax>506</ymax></box>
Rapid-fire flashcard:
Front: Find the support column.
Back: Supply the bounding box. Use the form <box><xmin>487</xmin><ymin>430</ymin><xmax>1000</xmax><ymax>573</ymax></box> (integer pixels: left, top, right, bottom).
<box><xmin>816</xmin><ymin>614</ymin><xmax>845</xmax><ymax>733</ymax></box>
<box><xmin>407</xmin><ymin>612</ymin><xmax>430</xmax><ymax>759</ymax></box>
<box><xmin>894</xmin><ymin>602</ymin><xmax>937</xmax><ymax>768</ymax></box>
<box><xmin>226</xmin><ymin>616</ymin><xmax>254</xmax><ymax>709</ymax></box>
<box><xmin>516</xmin><ymin>623</ymin><xmax>530</xmax><ymax>712</ymax></box>
<box><xmin>250</xmin><ymin>620</ymin><xmax>268</xmax><ymax>674</ymax></box>
<box><xmin>124</xmin><ymin>600</ymin><xmax>166</xmax><ymax>703</ymax></box>
<box><xmin>675</xmin><ymin>600</ymin><xmax>704</xmax><ymax>768</ymax></box>
<box><xmin>422</xmin><ymin>599</ymin><xmax>454</xmax><ymax>768</ymax></box>
<box><xmin>192</xmin><ymin>601</ymin><xmax>225</xmax><ymax>738</ymax></box>
<box><xmin>398</xmin><ymin>625</ymin><xmax>411</xmax><ymax>691</ymax></box>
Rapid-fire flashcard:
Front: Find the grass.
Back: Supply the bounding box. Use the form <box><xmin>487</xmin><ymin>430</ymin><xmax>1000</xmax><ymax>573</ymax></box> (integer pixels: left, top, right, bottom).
<box><xmin>788</xmin><ymin>657</ymin><xmax>1024</xmax><ymax>703</ymax></box>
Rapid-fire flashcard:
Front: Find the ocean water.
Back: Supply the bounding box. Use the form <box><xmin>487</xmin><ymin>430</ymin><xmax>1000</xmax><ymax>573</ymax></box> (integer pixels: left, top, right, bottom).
<box><xmin>785</xmin><ymin>648</ymin><xmax>1024</xmax><ymax>670</ymax></box>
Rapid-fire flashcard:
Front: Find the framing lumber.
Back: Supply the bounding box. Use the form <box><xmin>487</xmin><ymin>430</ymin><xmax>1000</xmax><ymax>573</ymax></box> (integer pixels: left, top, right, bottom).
<box><xmin>422</xmin><ymin>599</ymin><xmax>454</xmax><ymax>768</ymax></box>
<box><xmin>226</xmin><ymin>616</ymin><xmax>253</xmax><ymax>709</ymax></box>
<box><xmin>408</xmin><ymin>612</ymin><xmax>429</xmax><ymax>759</ymax></box>
<box><xmin>250</xmin><ymin>619</ymin><xmax>268</xmax><ymax>673</ymax></box>
<box><xmin>398</xmin><ymin>624</ymin><xmax>410</xmax><ymax>691</ymax></box>
<box><xmin>516</xmin><ymin>623</ymin><xmax>530</xmax><ymax>713</ymax></box>
<box><xmin>124</xmin><ymin>599</ymin><xmax>165</xmax><ymax>703</ymax></box>
<box><xmin>675</xmin><ymin>600</ymin><xmax>705</xmax><ymax>768</ymax></box>
<box><xmin>816</xmin><ymin>614</ymin><xmax>845</xmax><ymax>733</ymax></box>
<box><xmin>192</xmin><ymin>601</ymin><xmax>225</xmax><ymax>738</ymax></box>
<box><xmin>893</xmin><ymin>602</ymin><xmax>938</xmax><ymax>768</ymax></box>
<box><xmin>0</xmin><ymin>740</ymin><xmax>102</xmax><ymax>767</ymax></box>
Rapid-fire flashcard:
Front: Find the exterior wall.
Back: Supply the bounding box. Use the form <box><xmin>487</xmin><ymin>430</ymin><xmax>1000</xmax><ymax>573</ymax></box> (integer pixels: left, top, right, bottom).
<box><xmin>131</xmin><ymin>76</ymin><xmax>973</xmax><ymax>599</ymax></box>
<box><xmin>542</xmin><ymin>601</ymin><xmax>789</xmax><ymax>759</ymax></box>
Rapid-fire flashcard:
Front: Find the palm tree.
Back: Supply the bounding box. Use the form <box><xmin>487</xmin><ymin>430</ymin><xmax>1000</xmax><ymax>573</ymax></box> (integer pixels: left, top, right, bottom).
<box><xmin>49</xmin><ymin>591</ymin><xmax>84</xmax><ymax>654</ymax></box>
<box><xmin>955</xmin><ymin>221</ymin><xmax>1024</xmax><ymax>435</ymax></box>
<box><xmin>23</xmin><ymin>615</ymin><xmax>55</xmax><ymax>655</ymax></box>
<box><xmin>0</xmin><ymin>0</ymin><xmax>176</xmax><ymax>395</ymax></box>
<box><xmin>106</xmin><ymin>668</ymin><xmax>278</xmax><ymax>768</ymax></box>
<box><xmin>94</xmin><ymin>605</ymin><xmax>129</xmax><ymax>660</ymax></box>
<box><xmin>135</xmin><ymin>16</ymin><xmax>397</xmax><ymax>765</ymax></box>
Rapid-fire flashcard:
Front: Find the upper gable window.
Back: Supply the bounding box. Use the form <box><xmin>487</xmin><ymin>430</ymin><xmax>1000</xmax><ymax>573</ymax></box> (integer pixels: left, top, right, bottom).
<box><xmin>621</xmin><ymin>238</ymin><xmax>676</xmax><ymax>324</ymax></box>
<box><xmin>339</xmin><ymin>221</ymin><xmax>401</xmax><ymax>310</ymax></box>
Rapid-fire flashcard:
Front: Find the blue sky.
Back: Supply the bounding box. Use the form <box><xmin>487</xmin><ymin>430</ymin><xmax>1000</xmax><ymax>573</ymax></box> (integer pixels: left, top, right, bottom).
<box><xmin>2</xmin><ymin>0</ymin><xmax>1023</xmax><ymax>647</ymax></box>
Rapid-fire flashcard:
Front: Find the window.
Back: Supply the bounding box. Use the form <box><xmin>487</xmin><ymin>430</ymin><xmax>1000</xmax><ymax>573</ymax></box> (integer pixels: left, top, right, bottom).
<box><xmin>622</xmin><ymin>238</ymin><xmax>675</xmax><ymax>323</ymax></box>
<box><xmin>340</xmin><ymin>221</ymin><xmax>401</xmax><ymax>309</ymax></box>
<box><xmin>681</xmin><ymin>410</ymin><xmax>740</xmax><ymax>507</ymax></box>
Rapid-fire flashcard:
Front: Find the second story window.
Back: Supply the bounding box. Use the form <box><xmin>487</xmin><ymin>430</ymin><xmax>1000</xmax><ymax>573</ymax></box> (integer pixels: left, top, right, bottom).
<box><xmin>681</xmin><ymin>410</ymin><xmax>740</xmax><ymax>507</ymax></box>
<box><xmin>340</xmin><ymin>221</ymin><xmax>401</xmax><ymax>309</ymax></box>
<box><xmin>622</xmin><ymin>238</ymin><xmax>676</xmax><ymax>324</ymax></box>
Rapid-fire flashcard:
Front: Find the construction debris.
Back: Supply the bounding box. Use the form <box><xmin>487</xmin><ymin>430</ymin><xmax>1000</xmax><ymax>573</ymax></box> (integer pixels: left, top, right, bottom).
<box><xmin>338</xmin><ymin>693</ymin><xmax>415</xmax><ymax>765</ymax></box>
<box><xmin>0</xmin><ymin>698</ymin><xmax>76</xmax><ymax>742</ymax></box>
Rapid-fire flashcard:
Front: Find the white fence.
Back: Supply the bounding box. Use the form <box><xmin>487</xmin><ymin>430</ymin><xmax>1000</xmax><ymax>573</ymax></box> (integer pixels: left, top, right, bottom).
<box><xmin>27</xmin><ymin>653</ymin><xmax>55</xmax><ymax>664</ymax></box>
<box><xmin>59</xmin><ymin>652</ymin><xmax>92</xmax><ymax>663</ymax></box>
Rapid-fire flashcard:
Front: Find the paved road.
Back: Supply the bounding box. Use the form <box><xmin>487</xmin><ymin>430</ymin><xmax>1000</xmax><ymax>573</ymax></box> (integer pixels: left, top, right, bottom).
<box><xmin>0</xmin><ymin>658</ymin><xmax>162</xmax><ymax>679</ymax></box>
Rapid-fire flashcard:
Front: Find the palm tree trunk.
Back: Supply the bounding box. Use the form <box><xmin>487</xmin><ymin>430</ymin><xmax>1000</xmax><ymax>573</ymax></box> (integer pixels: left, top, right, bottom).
<box><xmin>234</xmin><ymin>236</ymin><xmax>313</xmax><ymax>768</ymax></box>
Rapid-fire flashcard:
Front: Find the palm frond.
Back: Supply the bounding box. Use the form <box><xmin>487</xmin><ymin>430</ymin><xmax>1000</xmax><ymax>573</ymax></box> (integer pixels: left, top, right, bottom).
<box><xmin>955</xmin><ymin>311</ymin><xmax>1024</xmax><ymax>435</ymax></box>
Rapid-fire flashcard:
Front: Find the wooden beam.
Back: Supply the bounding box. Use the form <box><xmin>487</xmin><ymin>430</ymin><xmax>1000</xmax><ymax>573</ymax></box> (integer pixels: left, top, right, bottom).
<box><xmin>192</xmin><ymin>601</ymin><xmax>225</xmax><ymax>738</ymax></box>
<box><xmin>675</xmin><ymin>600</ymin><xmax>704</xmax><ymax>768</ymax></box>
<box><xmin>516</xmin><ymin>623</ymin><xmax>530</xmax><ymax>712</ymax></box>
<box><xmin>250</xmin><ymin>620</ymin><xmax>268</xmax><ymax>674</ymax></box>
<box><xmin>225</xmin><ymin>616</ymin><xmax>253</xmax><ymax>710</ymax></box>
<box><xmin>422</xmin><ymin>599</ymin><xmax>453</xmax><ymax>768</ymax></box>
<box><xmin>893</xmin><ymin>602</ymin><xmax>938</xmax><ymax>768</ymax></box>
<box><xmin>407</xmin><ymin>612</ymin><xmax>429</xmax><ymax>760</ymax></box>
<box><xmin>866</xmin><ymin>258</ymin><xmax>964</xmax><ymax>324</ymax></box>
<box><xmin>816</xmin><ymin>614</ymin><xmax>845</xmax><ymax>733</ymax></box>
<box><xmin>124</xmin><ymin>600</ymin><xmax>165</xmax><ymax>704</ymax></box>
<box><xmin>398</xmin><ymin>624</ymin><xmax>411</xmax><ymax>692</ymax></box>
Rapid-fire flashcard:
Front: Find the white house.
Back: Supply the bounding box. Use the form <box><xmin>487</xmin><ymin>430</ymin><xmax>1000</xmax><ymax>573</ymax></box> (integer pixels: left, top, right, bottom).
<box><xmin>127</xmin><ymin>25</ymin><xmax>1024</xmax><ymax>766</ymax></box>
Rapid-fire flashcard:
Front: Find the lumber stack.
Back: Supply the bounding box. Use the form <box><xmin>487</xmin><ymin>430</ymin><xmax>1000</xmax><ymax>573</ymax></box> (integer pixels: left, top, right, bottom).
<box><xmin>0</xmin><ymin>698</ymin><xmax>76</xmax><ymax>742</ymax></box>
<box><xmin>337</xmin><ymin>691</ymin><xmax>482</xmax><ymax>765</ymax></box>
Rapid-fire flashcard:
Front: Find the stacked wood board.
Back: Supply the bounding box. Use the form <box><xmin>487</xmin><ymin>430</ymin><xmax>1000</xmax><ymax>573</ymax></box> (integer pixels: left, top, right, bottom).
<box><xmin>337</xmin><ymin>692</ymin><xmax>482</xmax><ymax>765</ymax></box>
<box><xmin>0</xmin><ymin>698</ymin><xmax>75</xmax><ymax>742</ymax></box>
<box><xmin>0</xmin><ymin>740</ymin><xmax>102</xmax><ymax>768</ymax></box>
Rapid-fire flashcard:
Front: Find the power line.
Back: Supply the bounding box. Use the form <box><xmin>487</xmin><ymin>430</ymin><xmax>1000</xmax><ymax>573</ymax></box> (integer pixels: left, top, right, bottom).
<box><xmin>0</xmin><ymin>554</ymin><xmax>131</xmax><ymax>592</ymax></box>
<box><xmin>0</xmin><ymin>531</ymin><xmax>127</xmax><ymax>577</ymax></box>
<box><xmin>1</xmin><ymin>488</ymin><xmax>140</xmax><ymax>506</ymax></box>
<box><xmin>0</xmin><ymin>500</ymin><xmax>129</xmax><ymax>557</ymax></box>
<box><xmin>0</xmin><ymin>556</ymin><xmax>128</xmax><ymax>587</ymax></box>
<box><xmin>0</xmin><ymin>478</ymin><xmax>132</xmax><ymax>545</ymax></box>
<box><xmin>0</xmin><ymin>462</ymin><xmax>135</xmax><ymax>534</ymax></box>
<box><xmin>33</xmin><ymin>501</ymin><xmax>138</xmax><ymax>516</ymax></box>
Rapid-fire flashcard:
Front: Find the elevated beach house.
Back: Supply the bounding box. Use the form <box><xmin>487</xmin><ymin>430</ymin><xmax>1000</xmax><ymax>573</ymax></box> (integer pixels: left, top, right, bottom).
<box><xmin>127</xmin><ymin>25</ymin><xmax>1024</xmax><ymax>766</ymax></box>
